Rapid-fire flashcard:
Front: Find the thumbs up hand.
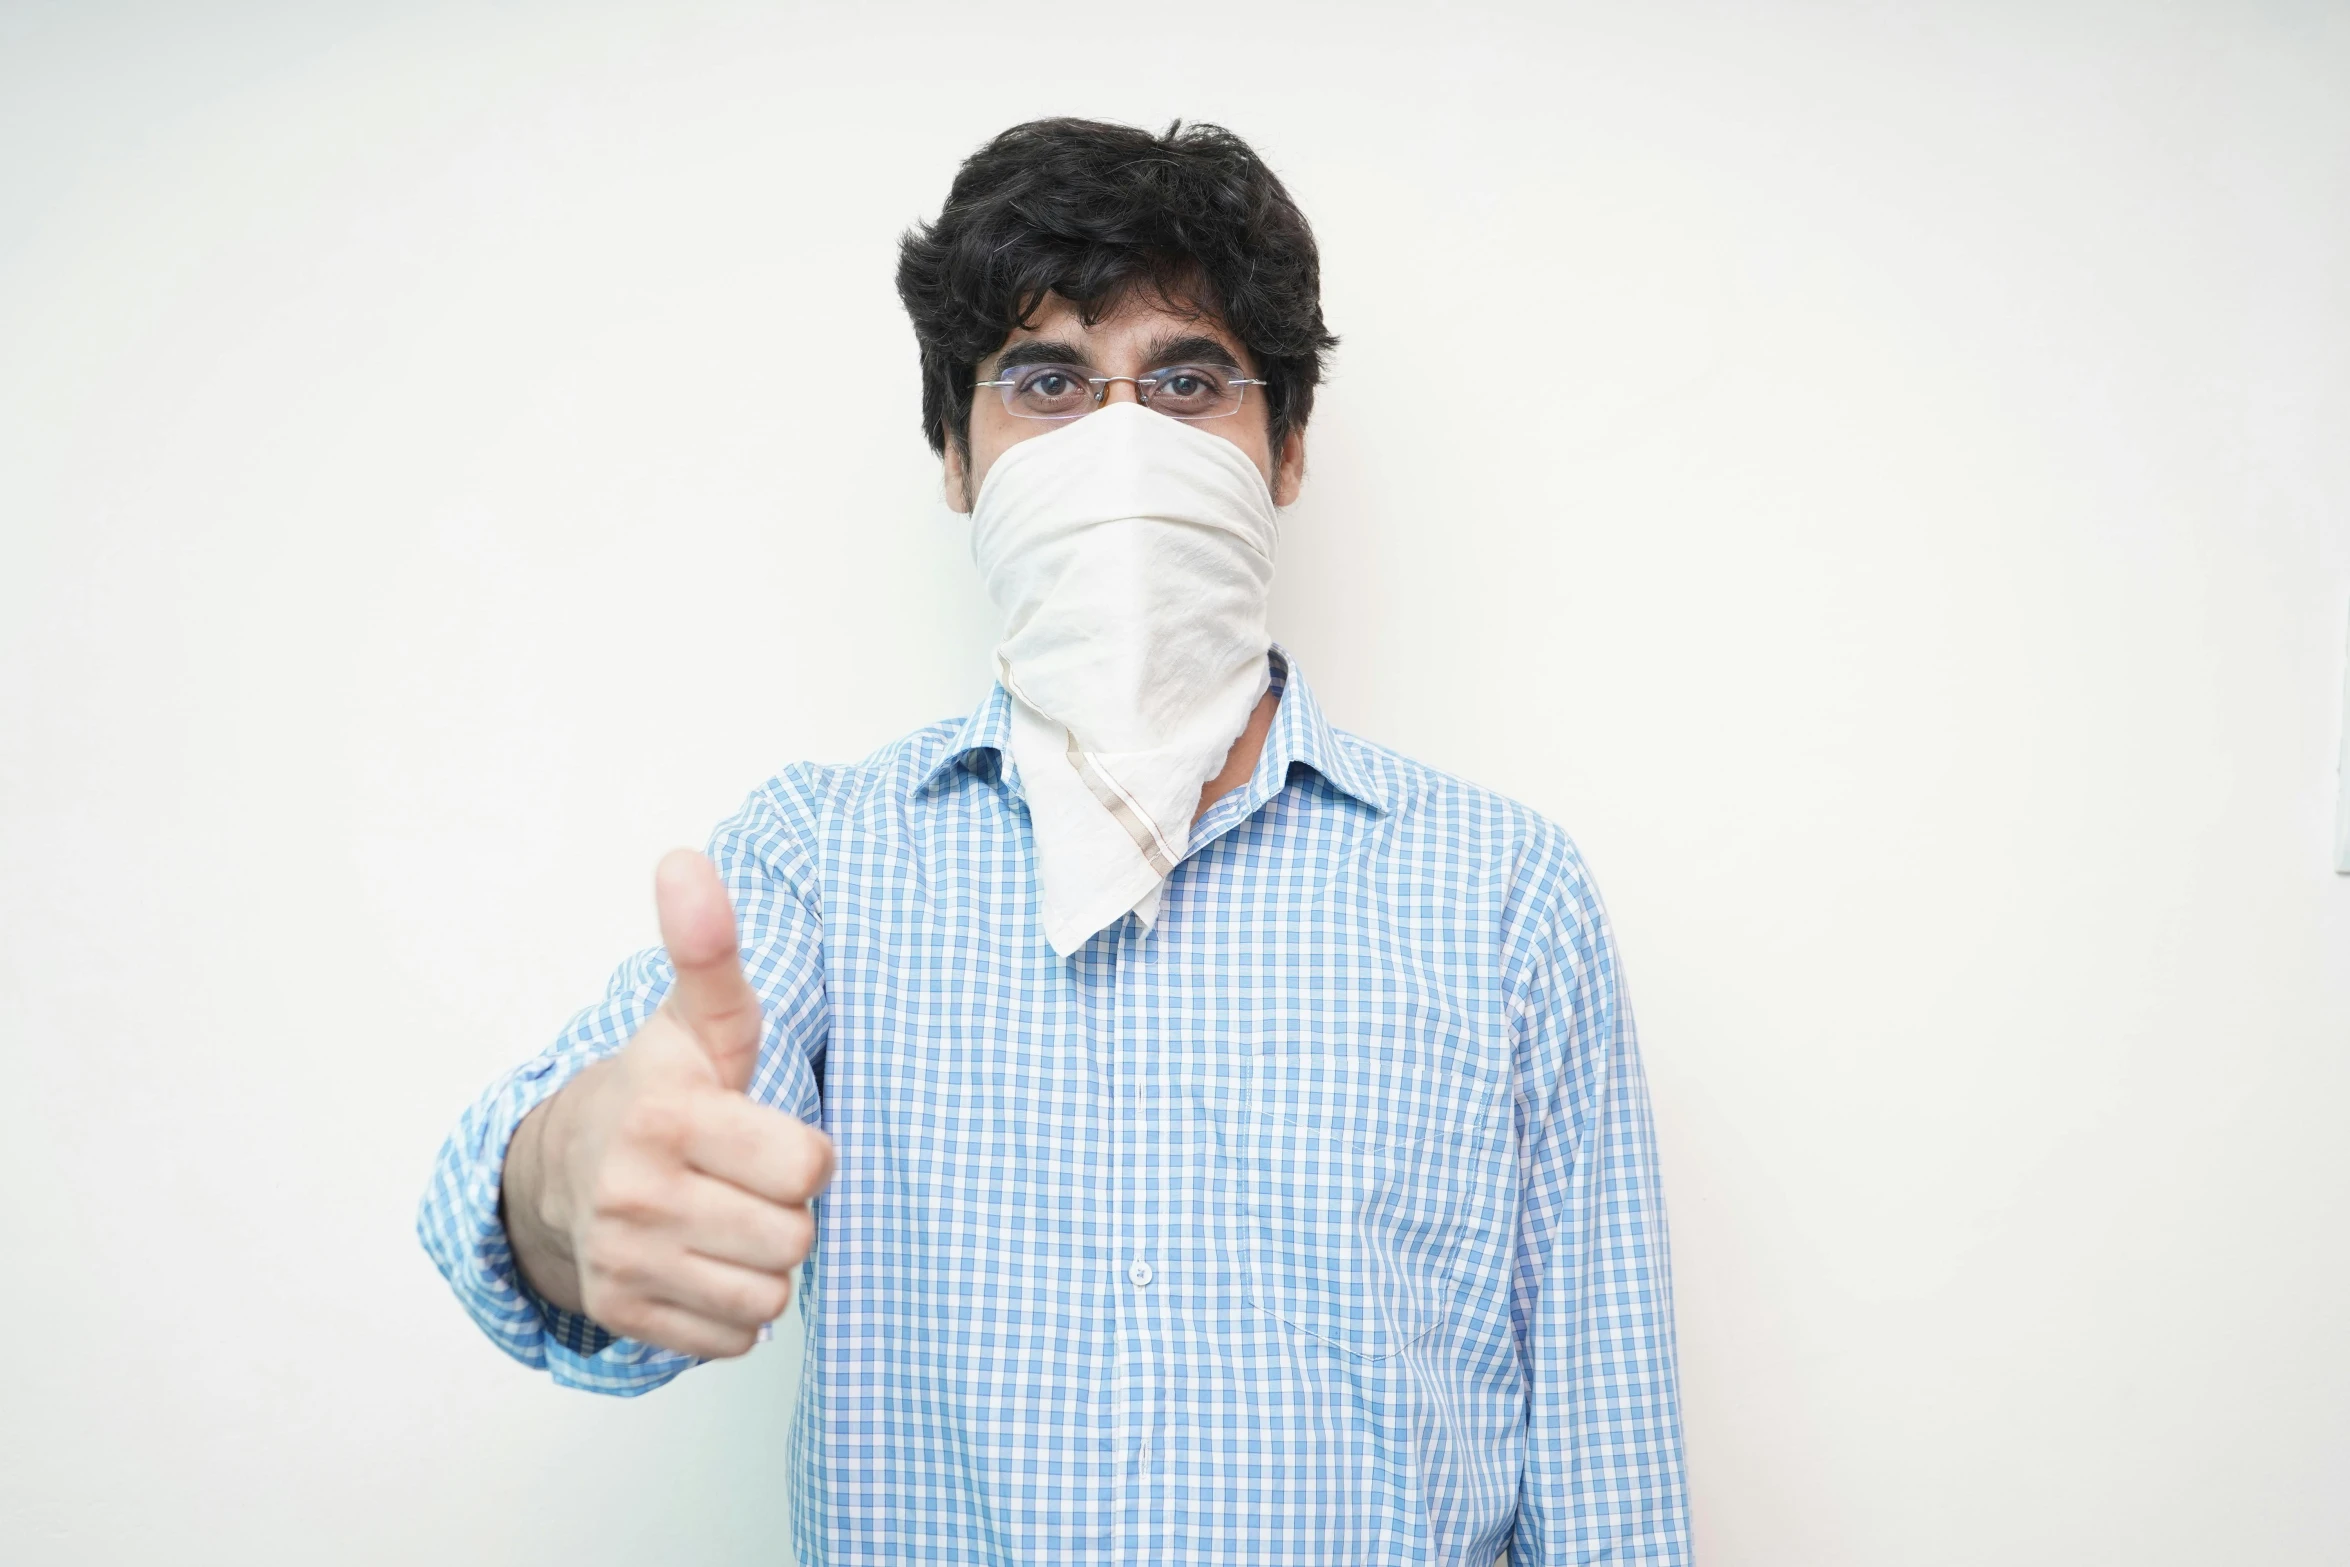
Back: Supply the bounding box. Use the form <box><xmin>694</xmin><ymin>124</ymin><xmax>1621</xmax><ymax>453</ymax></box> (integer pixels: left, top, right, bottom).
<box><xmin>502</xmin><ymin>850</ymin><xmax>835</xmax><ymax>1359</ymax></box>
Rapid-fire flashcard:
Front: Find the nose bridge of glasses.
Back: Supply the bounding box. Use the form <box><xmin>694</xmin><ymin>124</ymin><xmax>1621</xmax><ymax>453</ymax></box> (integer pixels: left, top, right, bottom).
<box><xmin>1091</xmin><ymin>374</ymin><xmax>1146</xmax><ymax>406</ymax></box>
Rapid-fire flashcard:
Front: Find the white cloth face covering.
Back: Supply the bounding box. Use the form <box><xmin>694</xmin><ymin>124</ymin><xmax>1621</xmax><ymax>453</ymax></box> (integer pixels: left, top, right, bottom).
<box><xmin>969</xmin><ymin>401</ymin><xmax>1279</xmax><ymax>956</ymax></box>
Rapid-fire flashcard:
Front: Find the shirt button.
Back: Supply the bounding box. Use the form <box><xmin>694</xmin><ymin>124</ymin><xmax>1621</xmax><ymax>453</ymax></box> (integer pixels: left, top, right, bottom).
<box><xmin>1127</xmin><ymin>1261</ymin><xmax>1154</xmax><ymax>1288</ymax></box>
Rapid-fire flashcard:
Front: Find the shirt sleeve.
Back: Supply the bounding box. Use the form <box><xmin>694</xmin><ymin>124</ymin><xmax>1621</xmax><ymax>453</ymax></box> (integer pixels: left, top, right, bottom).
<box><xmin>1505</xmin><ymin>830</ymin><xmax>1691</xmax><ymax>1563</ymax></box>
<box><xmin>414</xmin><ymin>776</ymin><xmax>832</xmax><ymax>1396</ymax></box>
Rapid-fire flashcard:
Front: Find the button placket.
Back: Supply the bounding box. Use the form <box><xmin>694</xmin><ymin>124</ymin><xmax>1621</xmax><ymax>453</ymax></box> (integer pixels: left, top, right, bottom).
<box><xmin>1108</xmin><ymin>912</ymin><xmax>1166</xmax><ymax>1559</ymax></box>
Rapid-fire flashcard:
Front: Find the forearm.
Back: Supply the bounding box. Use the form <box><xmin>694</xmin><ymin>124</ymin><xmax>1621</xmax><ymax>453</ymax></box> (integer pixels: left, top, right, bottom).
<box><xmin>1508</xmin><ymin>858</ymin><xmax>1690</xmax><ymax>1560</ymax></box>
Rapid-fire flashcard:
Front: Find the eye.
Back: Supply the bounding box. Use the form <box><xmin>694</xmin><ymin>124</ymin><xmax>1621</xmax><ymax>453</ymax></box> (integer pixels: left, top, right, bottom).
<box><xmin>1146</xmin><ymin>365</ymin><xmax>1235</xmax><ymax>415</ymax></box>
<box><xmin>1007</xmin><ymin>365</ymin><xmax>1095</xmax><ymax>417</ymax></box>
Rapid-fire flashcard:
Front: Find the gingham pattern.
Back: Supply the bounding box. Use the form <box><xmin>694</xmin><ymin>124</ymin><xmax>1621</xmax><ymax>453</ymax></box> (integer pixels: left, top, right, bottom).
<box><xmin>418</xmin><ymin>651</ymin><xmax>1688</xmax><ymax>1565</ymax></box>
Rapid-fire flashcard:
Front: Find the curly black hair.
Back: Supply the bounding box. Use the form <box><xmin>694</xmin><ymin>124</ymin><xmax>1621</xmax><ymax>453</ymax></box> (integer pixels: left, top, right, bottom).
<box><xmin>896</xmin><ymin>118</ymin><xmax>1338</xmax><ymax>461</ymax></box>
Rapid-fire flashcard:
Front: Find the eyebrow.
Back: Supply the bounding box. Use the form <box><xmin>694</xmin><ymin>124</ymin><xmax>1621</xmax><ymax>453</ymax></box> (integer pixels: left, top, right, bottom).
<box><xmin>1141</xmin><ymin>332</ymin><xmax>1245</xmax><ymax>372</ymax></box>
<box><xmin>987</xmin><ymin>333</ymin><xmax>1248</xmax><ymax>377</ymax></box>
<box><xmin>990</xmin><ymin>339</ymin><xmax>1088</xmax><ymax>375</ymax></box>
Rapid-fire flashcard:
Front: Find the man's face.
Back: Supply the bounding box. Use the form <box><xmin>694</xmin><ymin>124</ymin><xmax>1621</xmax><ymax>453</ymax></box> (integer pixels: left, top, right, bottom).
<box><xmin>942</xmin><ymin>292</ymin><xmax>1307</xmax><ymax>513</ymax></box>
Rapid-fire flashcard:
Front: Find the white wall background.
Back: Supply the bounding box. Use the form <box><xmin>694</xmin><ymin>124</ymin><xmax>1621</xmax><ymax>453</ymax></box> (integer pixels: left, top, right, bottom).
<box><xmin>4</xmin><ymin>2</ymin><xmax>2345</xmax><ymax>1561</ymax></box>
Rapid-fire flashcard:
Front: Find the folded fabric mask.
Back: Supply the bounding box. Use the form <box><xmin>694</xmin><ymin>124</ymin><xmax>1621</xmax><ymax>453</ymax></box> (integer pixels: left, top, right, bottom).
<box><xmin>969</xmin><ymin>401</ymin><xmax>1279</xmax><ymax>956</ymax></box>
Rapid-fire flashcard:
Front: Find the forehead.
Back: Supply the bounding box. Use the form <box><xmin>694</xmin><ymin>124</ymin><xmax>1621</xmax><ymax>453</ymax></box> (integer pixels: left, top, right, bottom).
<box><xmin>991</xmin><ymin>291</ymin><xmax>1250</xmax><ymax>367</ymax></box>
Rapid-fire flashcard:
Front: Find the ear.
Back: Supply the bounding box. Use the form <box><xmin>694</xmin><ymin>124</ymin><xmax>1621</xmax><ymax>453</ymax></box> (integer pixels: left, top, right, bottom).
<box><xmin>1271</xmin><ymin>425</ymin><xmax>1307</xmax><ymax>508</ymax></box>
<box><xmin>942</xmin><ymin>438</ymin><xmax>973</xmax><ymax>515</ymax></box>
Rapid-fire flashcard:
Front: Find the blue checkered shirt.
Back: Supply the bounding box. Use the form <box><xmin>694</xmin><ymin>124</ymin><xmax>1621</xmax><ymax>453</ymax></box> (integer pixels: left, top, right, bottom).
<box><xmin>419</xmin><ymin>651</ymin><xmax>1688</xmax><ymax>1564</ymax></box>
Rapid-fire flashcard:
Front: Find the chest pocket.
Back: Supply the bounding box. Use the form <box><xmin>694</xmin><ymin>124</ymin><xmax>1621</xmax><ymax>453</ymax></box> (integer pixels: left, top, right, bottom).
<box><xmin>1230</xmin><ymin>1037</ymin><xmax>1493</xmax><ymax>1360</ymax></box>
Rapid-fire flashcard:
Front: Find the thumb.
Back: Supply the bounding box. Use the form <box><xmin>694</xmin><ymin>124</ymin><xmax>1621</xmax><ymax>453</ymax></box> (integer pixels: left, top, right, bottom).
<box><xmin>654</xmin><ymin>848</ymin><xmax>762</xmax><ymax>1091</ymax></box>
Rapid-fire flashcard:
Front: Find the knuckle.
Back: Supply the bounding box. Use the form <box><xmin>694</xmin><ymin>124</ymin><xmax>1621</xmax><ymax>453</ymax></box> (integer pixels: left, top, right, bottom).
<box><xmin>576</xmin><ymin>1234</ymin><xmax>647</xmax><ymax>1291</ymax></box>
<box><xmin>775</xmin><ymin>1206</ymin><xmax>815</xmax><ymax>1266</ymax></box>
<box><xmin>782</xmin><ymin>1126</ymin><xmax>835</xmax><ymax>1196</ymax></box>
<box><xmin>588</xmin><ymin>1165</ymin><xmax>668</xmax><ymax>1225</ymax></box>
<box><xmin>804</xmin><ymin>1128</ymin><xmax>838</xmax><ymax>1185</ymax></box>
<box><xmin>613</xmin><ymin>1306</ymin><xmax>663</xmax><ymax>1344</ymax></box>
<box><xmin>576</xmin><ymin>1233</ymin><xmax>620</xmax><ymax>1279</ymax></box>
<box><xmin>581</xmin><ymin>1283</ymin><xmax>642</xmax><ymax>1337</ymax></box>
<box><xmin>728</xmin><ymin>1273</ymin><xmax>791</xmax><ymax>1325</ymax></box>
<box><xmin>620</xmin><ymin>1096</ymin><xmax>689</xmax><ymax>1152</ymax></box>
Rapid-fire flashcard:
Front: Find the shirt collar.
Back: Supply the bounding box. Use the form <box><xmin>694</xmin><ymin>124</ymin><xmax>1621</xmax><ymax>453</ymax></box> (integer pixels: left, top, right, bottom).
<box><xmin>917</xmin><ymin>678</ymin><xmax>1016</xmax><ymax>797</ymax></box>
<box><xmin>913</xmin><ymin>643</ymin><xmax>1389</xmax><ymax>820</ymax></box>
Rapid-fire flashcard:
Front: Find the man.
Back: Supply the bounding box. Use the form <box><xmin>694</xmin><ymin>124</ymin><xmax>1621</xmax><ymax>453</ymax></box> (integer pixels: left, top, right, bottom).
<box><xmin>420</xmin><ymin>118</ymin><xmax>1688</xmax><ymax>1564</ymax></box>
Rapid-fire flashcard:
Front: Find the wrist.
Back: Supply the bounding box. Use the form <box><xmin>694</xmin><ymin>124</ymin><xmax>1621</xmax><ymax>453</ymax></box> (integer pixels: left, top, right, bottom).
<box><xmin>502</xmin><ymin>1089</ymin><xmax>585</xmax><ymax>1313</ymax></box>
<box><xmin>524</xmin><ymin>1084</ymin><xmax>575</xmax><ymax>1234</ymax></box>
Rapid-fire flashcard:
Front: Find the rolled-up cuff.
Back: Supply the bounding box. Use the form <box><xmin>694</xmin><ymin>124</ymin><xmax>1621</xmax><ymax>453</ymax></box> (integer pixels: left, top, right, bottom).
<box><xmin>416</xmin><ymin>1055</ymin><xmax>696</xmax><ymax>1398</ymax></box>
